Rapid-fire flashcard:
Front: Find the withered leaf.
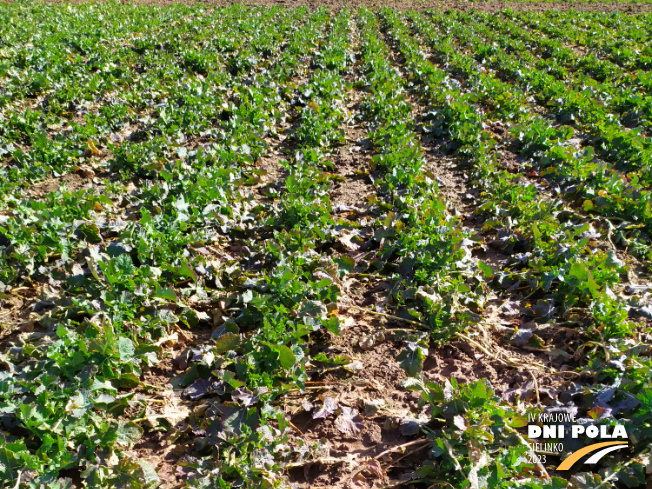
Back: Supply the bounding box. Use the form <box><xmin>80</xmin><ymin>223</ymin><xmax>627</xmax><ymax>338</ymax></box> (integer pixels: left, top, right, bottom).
<box><xmin>312</xmin><ymin>396</ymin><xmax>338</xmax><ymax>419</ymax></box>
<box><xmin>335</xmin><ymin>406</ymin><xmax>362</xmax><ymax>435</ymax></box>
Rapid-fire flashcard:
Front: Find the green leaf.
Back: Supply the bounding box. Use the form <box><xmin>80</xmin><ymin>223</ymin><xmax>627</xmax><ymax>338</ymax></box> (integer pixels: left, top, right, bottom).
<box><xmin>401</xmin><ymin>377</ymin><xmax>426</xmax><ymax>392</ymax></box>
<box><xmin>137</xmin><ymin>460</ymin><xmax>160</xmax><ymax>488</ymax></box>
<box><xmin>116</xmin><ymin>421</ymin><xmax>143</xmax><ymax>447</ymax></box>
<box><xmin>477</xmin><ymin>261</ymin><xmax>494</xmax><ymax>280</ymax></box>
<box><xmin>335</xmin><ymin>256</ymin><xmax>355</xmax><ymax>275</ymax></box>
<box><xmin>67</xmin><ymin>391</ymin><xmax>92</xmax><ymax>418</ymax></box>
<box><xmin>221</xmin><ymin>405</ymin><xmax>259</xmax><ymax>436</ymax></box>
<box><xmin>469</xmin><ymin>380</ymin><xmax>493</xmax><ymax>400</ymax></box>
<box><xmin>532</xmin><ymin>223</ymin><xmax>542</xmax><ymax>240</ymax></box>
<box><xmin>134</xmin><ymin>344</ymin><xmax>161</xmax><ymax>356</ymax></box>
<box><xmin>322</xmin><ymin>316</ymin><xmax>340</xmax><ymax>335</ymax></box>
<box><xmin>587</xmin><ymin>273</ymin><xmax>601</xmax><ymax>298</ymax></box>
<box><xmin>112</xmin><ymin>373</ymin><xmax>140</xmax><ymax>389</ymax></box>
<box><xmin>214</xmin><ymin>332</ymin><xmax>241</xmax><ymax>354</ymax></box>
<box><xmin>117</xmin><ymin>337</ymin><xmax>135</xmax><ymax>361</ymax></box>
<box><xmin>550</xmin><ymin>477</ymin><xmax>569</xmax><ymax>489</ymax></box>
<box><xmin>77</xmin><ymin>222</ymin><xmax>102</xmax><ymax>244</ymax></box>
<box><xmin>509</xmin><ymin>417</ymin><xmax>528</xmax><ymax>428</ymax></box>
<box><xmin>115</xmin><ymin>254</ymin><xmax>136</xmax><ymax>276</ymax></box>
<box><xmin>157</xmin><ymin>309</ymin><xmax>179</xmax><ymax>325</ymax></box>
<box><xmin>154</xmin><ymin>286</ymin><xmax>177</xmax><ymax>302</ymax></box>
<box><xmin>275</xmin><ymin>345</ymin><xmax>296</xmax><ymax>369</ymax></box>
<box><xmin>97</xmin><ymin>195</ymin><xmax>113</xmax><ymax>207</ymax></box>
<box><xmin>397</xmin><ymin>341</ymin><xmax>427</xmax><ymax>377</ymax></box>
<box><xmin>179</xmin><ymin>261</ymin><xmax>197</xmax><ymax>283</ymax></box>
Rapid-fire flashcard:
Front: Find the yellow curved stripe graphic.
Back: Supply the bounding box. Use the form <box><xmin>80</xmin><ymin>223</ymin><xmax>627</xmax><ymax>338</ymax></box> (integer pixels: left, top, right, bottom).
<box><xmin>557</xmin><ymin>441</ymin><xmax>628</xmax><ymax>470</ymax></box>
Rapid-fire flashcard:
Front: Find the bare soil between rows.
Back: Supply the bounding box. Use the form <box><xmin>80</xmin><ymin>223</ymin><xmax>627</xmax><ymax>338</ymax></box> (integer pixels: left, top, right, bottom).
<box><xmin>37</xmin><ymin>0</ymin><xmax>652</xmax><ymax>14</ymax></box>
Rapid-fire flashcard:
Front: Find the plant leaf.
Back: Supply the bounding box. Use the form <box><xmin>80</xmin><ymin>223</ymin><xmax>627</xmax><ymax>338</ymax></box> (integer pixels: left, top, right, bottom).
<box><xmin>335</xmin><ymin>407</ymin><xmax>362</xmax><ymax>436</ymax></box>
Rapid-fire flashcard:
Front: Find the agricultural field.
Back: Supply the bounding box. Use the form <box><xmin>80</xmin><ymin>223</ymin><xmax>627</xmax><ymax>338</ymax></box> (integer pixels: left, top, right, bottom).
<box><xmin>1</xmin><ymin>1</ymin><xmax>652</xmax><ymax>488</ymax></box>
